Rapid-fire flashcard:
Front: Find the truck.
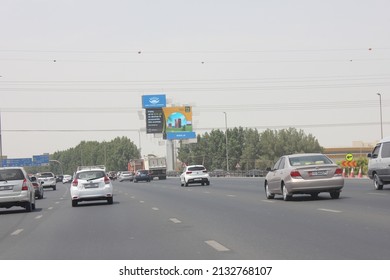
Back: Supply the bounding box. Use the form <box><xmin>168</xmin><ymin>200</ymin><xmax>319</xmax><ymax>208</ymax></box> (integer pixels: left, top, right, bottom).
<box><xmin>128</xmin><ymin>155</ymin><xmax>167</xmax><ymax>180</ymax></box>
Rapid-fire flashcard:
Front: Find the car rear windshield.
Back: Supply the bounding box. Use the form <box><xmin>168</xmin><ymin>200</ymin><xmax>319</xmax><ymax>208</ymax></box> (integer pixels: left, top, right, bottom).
<box><xmin>289</xmin><ymin>155</ymin><xmax>333</xmax><ymax>166</ymax></box>
<box><xmin>0</xmin><ymin>169</ymin><xmax>25</xmax><ymax>181</ymax></box>
<box><xmin>39</xmin><ymin>173</ymin><xmax>54</xmax><ymax>178</ymax></box>
<box><xmin>76</xmin><ymin>171</ymin><xmax>106</xmax><ymax>180</ymax></box>
<box><xmin>188</xmin><ymin>166</ymin><xmax>206</xmax><ymax>171</ymax></box>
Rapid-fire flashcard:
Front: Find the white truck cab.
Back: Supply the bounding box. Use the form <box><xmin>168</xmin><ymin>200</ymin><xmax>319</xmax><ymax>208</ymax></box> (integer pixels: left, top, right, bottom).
<box><xmin>367</xmin><ymin>137</ymin><xmax>390</xmax><ymax>190</ymax></box>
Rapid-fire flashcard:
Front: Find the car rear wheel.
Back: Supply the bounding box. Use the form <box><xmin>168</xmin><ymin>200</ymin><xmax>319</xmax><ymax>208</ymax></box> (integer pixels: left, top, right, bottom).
<box><xmin>265</xmin><ymin>183</ymin><xmax>274</xmax><ymax>199</ymax></box>
<box><xmin>374</xmin><ymin>174</ymin><xmax>384</xmax><ymax>190</ymax></box>
<box><xmin>310</xmin><ymin>193</ymin><xmax>319</xmax><ymax>199</ymax></box>
<box><xmin>25</xmin><ymin>201</ymin><xmax>32</xmax><ymax>212</ymax></box>
<box><xmin>107</xmin><ymin>197</ymin><xmax>113</xmax><ymax>205</ymax></box>
<box><xmin>330</xmin><ymin>191</ymin><xmax>340</xmax><ymax>199</ymax></box>
<box><xmin>72</xmin><ymin>200</ymin><xmax>78</xmax><ymax>207</ymax></box>
<box><xmin>282</xmin><ymin>185</ymin><xmax>292</xmax><ymax>201</ymax></box>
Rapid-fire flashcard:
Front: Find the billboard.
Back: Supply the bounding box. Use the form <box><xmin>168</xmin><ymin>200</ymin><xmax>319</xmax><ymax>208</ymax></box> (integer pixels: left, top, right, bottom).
<box><xmin>145</xmin><ymin>108</ymin><xmax>164</xmax><ymax>134</ymax></box>
<box><xmin>162</xmin><ymin>106</ymin><xmax>196</xmax><ymax>140</ymax></box>
<box><xmin>142</xmin><ymin>94</ymin><xmax>167</xmax><ymax>108</ymax></box>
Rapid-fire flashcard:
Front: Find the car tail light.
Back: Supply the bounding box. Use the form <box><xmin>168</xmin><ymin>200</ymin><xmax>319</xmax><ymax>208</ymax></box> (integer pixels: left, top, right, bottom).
<box><xmin>334</xmin><ymin>168</ymin><xmax>343</xmax><ymax>177</ymax></box>
<box><xmin>22</xmin><ymin>179</ymin><xmax>29</xmax><ymax>191</ymax></box>
<box><xmin>290</xmin><ymin>170</ymin><xmax>302</xmax><ymax>178</ymax></box>
<box><xmin>186</xmin><ymin>171</ymin><xmax>192</xmax><ymax>174</ymax></box>
<box><xmin>104</xmin><ymin>176</ymin><xmax>110</xmax><ymax>184</ymax></box>
<box><xmin>72</xmin><ymin>179</ymin><xmax>78</xmax><ymax>186</ymax></box>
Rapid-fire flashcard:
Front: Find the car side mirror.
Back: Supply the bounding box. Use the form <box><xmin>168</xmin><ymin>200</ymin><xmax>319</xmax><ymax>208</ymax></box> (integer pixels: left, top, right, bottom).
<box><xmin>30</xmin><ymin>176</ymin><xmax>37</xmax><ymax>182</ymax></box>
<box><xmin>266</xmin><ymin>167</ymin><xmax>271</xmax><ymax>172</ymax></box>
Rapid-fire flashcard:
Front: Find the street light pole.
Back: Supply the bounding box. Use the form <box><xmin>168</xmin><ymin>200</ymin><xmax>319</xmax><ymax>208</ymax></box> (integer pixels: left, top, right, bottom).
<box><xmin>377</xmin><ymin>93</ymin><xmax>383</xmax><ymax>139</ymax></box>
<box><xmin>50</xmin><ymin>160</ymin><xmax>64</xmax><ymax>176</ymax></box>
<box><xmin>223</xmin><ymin>112</ymin><xmax>229</xmax><ymax>172</ymax></box>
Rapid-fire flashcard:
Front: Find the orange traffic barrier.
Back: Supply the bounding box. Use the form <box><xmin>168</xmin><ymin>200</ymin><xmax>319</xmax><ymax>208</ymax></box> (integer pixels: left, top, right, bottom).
<box><xmin>357</xmin><ymin>167</ymin><xmax>362</xmax><ymax>178</ymax></box>
<box><xmin>349</xmin><ymin>168</ymin><xmax>355</xmax><ymax>178</ymax></box>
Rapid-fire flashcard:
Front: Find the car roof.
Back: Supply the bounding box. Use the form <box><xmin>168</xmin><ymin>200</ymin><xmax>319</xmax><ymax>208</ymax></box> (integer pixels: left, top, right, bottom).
<box><xmin>286</xmin><ymin>153</ymin><xmax>324</xmax><ymax>158</ymax></box>
<box><xmin>378</xmin><ymin>137</ymin><xmax>390</xmax><ymax>143</ymax></box>
<box><xmin>76</xmin><ymin>165</ymin><xmax>106</xmax><ymax>172</ymax></box>
<box><xmin>0</xmin><ymin>167</ymin><xmax>25</xmax><ymax>170</ymax></box>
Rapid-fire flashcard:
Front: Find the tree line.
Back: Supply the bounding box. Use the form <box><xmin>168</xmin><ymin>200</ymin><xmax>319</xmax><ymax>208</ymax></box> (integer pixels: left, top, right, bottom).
<box><xmin>25</xmin><ymin>128</ymin><xmax>323</xmax><ymax>175</ymax></box>
<box><xmin>178</xmin><ymin>127</ymin><xmax>323</xmax><ymax>171</ymax></box>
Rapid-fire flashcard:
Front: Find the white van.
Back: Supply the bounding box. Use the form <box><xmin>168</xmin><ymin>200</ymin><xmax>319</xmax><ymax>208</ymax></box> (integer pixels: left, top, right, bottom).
<box><xmin>367</xmin><ymin>137</ymin><xmax>390</xmax><ymax>190</ymax></box>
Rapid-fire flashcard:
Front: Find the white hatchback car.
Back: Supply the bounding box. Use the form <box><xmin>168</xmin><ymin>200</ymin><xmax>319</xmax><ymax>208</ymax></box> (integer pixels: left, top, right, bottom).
<box><xmin>70</xmin><ymin>165</ymin><xmax>113</xmax><ymax>207</ymax></box>
<box><xmin>0</xmin><ymin>167</ymin><xmax>36</xmax><ymax>212</ymax></box>
<box><xmin>180</xmin><ymin>165</ymin><xmax>210</xmax><ymax>187</ymax></box>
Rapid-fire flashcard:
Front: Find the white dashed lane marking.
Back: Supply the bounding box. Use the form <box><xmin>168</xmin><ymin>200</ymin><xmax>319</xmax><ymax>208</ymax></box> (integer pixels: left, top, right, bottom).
<box><xmin>11</xmin><ymin>229</ymin><xmax>24</xmax><ymax>236</ymax></box>
<box><xmin>205</xmin><ymin>240</ymin><xmax>230</xmax><ymax>252</ymax></box>
<box><xmin>48</xmin><ymin>207</ymin><xmax>54</xmax><ymax>210</ymax></box>
<box><xmin>317</xmin><ymin>208</ymin><xmax>342</xmax><ymax>213</ymax></box>
<box><xmin>152</xmin><ymin>207</ymin><xmax>159</xmax><ymax>211</ymax></box>
<box><xmin>169</xmin><ymin>218</ymin><xmax>182</xmax><ymax>224</ymax></box>
<box><xmin>35</xmin><ymin>215</ymin><xmax>43</xmax><ymax>219</ymax></box>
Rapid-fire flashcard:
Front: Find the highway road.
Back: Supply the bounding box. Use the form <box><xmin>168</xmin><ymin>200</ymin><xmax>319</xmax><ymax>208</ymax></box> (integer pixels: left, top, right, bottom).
<box><xmin>0</xmin><ymin>177</ymin><xmax>389</xmax><ymax>260</ymax></box>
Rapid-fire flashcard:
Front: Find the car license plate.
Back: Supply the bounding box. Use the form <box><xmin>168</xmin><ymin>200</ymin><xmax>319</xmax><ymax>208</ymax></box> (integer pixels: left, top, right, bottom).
<box><xmin>84</xmin><ymin>183</ymin><xmax>98</xmax><ymax>188</ymax></box>
<box><xmin>194</xmin><ymin>178</ymin><xmax>202</xmax><ymax>181</ymax></box>
<box><xmin>309</xmin><ymin>171</ymin><xmax>328</xmax><ymax>176</ymax></box>
<box><xmin>0</xmin><ymin>185</ymin><xmax>13</xmax><ymax>191</ymax></box>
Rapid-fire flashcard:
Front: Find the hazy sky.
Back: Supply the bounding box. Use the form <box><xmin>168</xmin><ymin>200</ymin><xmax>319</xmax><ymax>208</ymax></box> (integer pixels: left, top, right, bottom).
<box><xmin>1</xmin><ymin>0</ymin><xmax>389</xmax><ymax>158</ymax></box>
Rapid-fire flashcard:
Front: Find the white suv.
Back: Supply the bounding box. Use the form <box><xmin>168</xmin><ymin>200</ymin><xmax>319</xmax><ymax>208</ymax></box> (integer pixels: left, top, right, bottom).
<box><xmin>180</xmin><ymin>165</ymin><xmax>210</xmax><ymax>187</ymax></box>
<box><xmin>367</xmin><ymin>137</ymin><xmax>390</xmax><ymax>190</ymax></box>
<box><xmin>0</xmin><ymin>167</ymin><xmax>36</xmax><ymax>212</ymax></box>
<box><xmin>37</xmin><ymin>172</ymin><xmax>57</xmax><ymax>191</ymax></box>
<box><xmin>70</xmin><ymin>165</ymin><xmax>113</xmax><ymax>207</ymax></box>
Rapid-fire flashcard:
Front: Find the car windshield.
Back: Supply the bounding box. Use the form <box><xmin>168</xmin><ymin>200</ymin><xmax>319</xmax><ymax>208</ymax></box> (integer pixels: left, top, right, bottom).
<box><xmin>289</xmin><ymin>155</ymin><xmax>333</xmax><ymax>166</ymax></box>
<box><xmin>0</xmin><ymin>169</ymin><xmax>24</xmax><ymax>181</ymax></box>
<box><xmin>38</xmin><ymin>173</ymin><xmax>54</xmax><ymax>178</ymax></box>
<box><xmin>76</xmin><ymin>171</ymin><xmax>105</xmax><ymax>180</ymax></box>
<box><xmin>188</xmin><ymin>166</ymin><xmax>205</xmax><ymax>171</ymax></box>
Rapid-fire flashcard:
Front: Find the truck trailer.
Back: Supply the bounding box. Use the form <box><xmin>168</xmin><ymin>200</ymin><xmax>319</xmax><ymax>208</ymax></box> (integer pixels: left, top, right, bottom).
<box><xmin>128</xmin><ymin>156</ymin><xmax>167</xmax><ymax>180</ymax></box>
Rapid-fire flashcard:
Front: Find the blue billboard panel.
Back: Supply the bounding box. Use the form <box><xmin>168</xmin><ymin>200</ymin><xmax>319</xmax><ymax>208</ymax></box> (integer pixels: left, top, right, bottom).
<box><xmin>2</xmin><ymin>158</ymin><xmax>33</xmax><ymax>167</ymax></box>
<box><xmin>165</xmin><ymin>132</ymin><xmax>196</xmax><ymax>140</ymax></box>
<box><xmin>33</xmin><ymin>155</ymin><xmax>50</xmax><ymax>166</ymax></box>
<box><xmin>142</xmin><ymin>94</ymin><xmax>166</xmax><ymax>108</ymax></box>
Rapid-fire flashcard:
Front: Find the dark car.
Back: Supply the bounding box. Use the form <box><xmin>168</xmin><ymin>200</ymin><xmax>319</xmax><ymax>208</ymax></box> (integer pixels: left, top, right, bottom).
<box><xmin>134</xmin><ymin>170</ymin><xmax>151</xmax><ymax>183</ymax></box>
<box><xmin>31</xmin><ymin>176</ymin><xmax>44</xmax><ymax>199</ymax></box>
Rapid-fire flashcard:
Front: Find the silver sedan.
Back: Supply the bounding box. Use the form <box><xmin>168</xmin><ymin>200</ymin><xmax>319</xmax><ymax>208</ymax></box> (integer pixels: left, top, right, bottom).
<box><xmin>264</xmin><ymin>153</ymin><xmax>344</xmax><ymax>201</ymax></box>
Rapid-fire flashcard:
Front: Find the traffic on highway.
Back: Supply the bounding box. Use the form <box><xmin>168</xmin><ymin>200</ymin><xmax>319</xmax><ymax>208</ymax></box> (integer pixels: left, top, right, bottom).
<box><xmin>1</xmin><ymin>173</ymin><xmax>389</xmax><ymax>260</ymax></box>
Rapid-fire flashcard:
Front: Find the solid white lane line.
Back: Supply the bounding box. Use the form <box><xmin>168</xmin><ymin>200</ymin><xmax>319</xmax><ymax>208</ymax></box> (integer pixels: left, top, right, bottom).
<box><xmin>318</xmin><ymin>208</ymin><xmax>342</xmax><ymax>213</ymax></box>
<box><xmin>205</xmin><ymin>240</ymin><xmax>230</xmax><ymax>252</ymax></box>
<box><xmin>35</xmin><ymin>215</ymin><xmax>43</xmax><ymax>219</ymax></box>
<box><xmin>11</xmin><ymin>229</ymin><xmax>24</xmax><ymax>236</ymax></box>
<box><xmin>170</xmin><ymin>218</ymin><xmax>182</xmax><ymax>224</ymax></box>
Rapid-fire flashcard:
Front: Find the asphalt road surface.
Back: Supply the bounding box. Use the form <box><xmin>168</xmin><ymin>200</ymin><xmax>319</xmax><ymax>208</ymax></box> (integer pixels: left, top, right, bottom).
<box><xmin>1</xmin><ymin>177</ymin><xmax>389</xmax><ymax>260</ymax></box>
